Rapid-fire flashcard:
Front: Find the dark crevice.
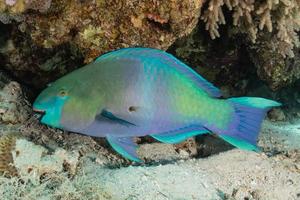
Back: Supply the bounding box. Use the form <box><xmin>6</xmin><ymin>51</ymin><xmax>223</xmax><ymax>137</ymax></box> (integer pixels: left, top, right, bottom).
<box><xmin>147</xmin><ymin>18</ymin><xmax>171</xmax><ymax>32</ymax></box>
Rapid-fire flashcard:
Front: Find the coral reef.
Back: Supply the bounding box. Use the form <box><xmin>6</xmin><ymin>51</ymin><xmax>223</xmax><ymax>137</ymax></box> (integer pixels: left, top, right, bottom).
<box><xmin>0</xmin><ymin>72</ymin><xmax>30</xmax><ymax>125</ymax></box>
<box><xmin>171</xmin><ymin>13</ymin><xmax>300</xmax><ymax>90</ymax></box>
<box><xmin>248</xmin><ymin>32</ymin><xmax>300</xmax><ymax>90</ymax></box>
<box><xmin>12</xmin><ymin>137</ymin><xmax>79</xmax><ymax>184</ymax></box>
<box><xmin>1</xmin><ymin>0</ymin><xmax>299</xmax><ymax>89</ymax></box>
<box><xmin>0</xmin><ymin>134</ymin><xmax>18</xmax><ymax>177</ymax></box>
<box><xmin>198</xmin><ymin>0</ymin><xmax>300</xmax><ymax>89</ymax></box>
<box><xmin>0</xmin><ymin>1</ymin><xmax>299</xmax><ymax>198</ymax></box>
<box><xmin>0</xmin><ymin>0</ymin><xmax>52</xmax><ymax>14</ymax></box>
<box><xmin>0</xmin><ymin>134</ymin><xmax>80</xmax><ymax>181</ymax></box>
<box><xmin>0</xmin><ymin>0</ymin><xmax>51</xmax><ymax>25</ymax></box>
<box><xmin>0</xmin><ymin>26</ymin><xmax>84</xmax><ymax>88</ymax></box>
<box><xmin>1</xmin><ymin>148</ymin><xmax>299</xmax><ymax>200</ymax></box>
<box><xmin>201</xmin><ymin>0</ymin><xmax>300</xmax><ymax>58</ymax></box>
<box><xmin>0</xmin><ymin>166</ymin><xmax>111</xmax><ymax>200</ymax></box>
<box><xmin>26</xmin><ymin>0</ymin><xmax>202</xmax><ymax>62</ymax></box>
<box><xmin>169</xmin><ymin>23</ymin><xmax>255</xmax><ymax>96</ymax></box>
<box><xmin>0</xmin><ymin>68</ymin><xmax>299</xmax><ymax>200</ymax></box>
<box><xmin>0</xmin><ymin>0</ymin><xmax>203</xmax><ymax>88</ymax></box>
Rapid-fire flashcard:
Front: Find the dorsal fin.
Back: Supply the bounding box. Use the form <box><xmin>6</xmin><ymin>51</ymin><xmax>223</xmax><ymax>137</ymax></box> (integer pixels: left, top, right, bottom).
<box><xmin>95</xmin><ymin>48</ymin><xmax>222</xmax><ymax>98</ymax></box>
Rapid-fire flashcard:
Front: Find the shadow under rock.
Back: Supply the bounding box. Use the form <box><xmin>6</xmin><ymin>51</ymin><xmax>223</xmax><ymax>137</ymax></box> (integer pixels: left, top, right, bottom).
<box><xmin>195</xmin><ymin>134</ymin><xmax>234</xmax><ymax>158</ymax></box>
<box><xmin>93</xmin><ymin>134</ymin><xmax>235</xmax><ymax>169</ymax></box>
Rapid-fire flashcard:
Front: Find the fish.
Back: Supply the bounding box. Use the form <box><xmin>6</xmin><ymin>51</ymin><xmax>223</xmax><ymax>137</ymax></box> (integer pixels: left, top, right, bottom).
<box><xmin>33</xmin><ymin>47</ymin><xmax>281</xmax><ymax>162</ymax></box>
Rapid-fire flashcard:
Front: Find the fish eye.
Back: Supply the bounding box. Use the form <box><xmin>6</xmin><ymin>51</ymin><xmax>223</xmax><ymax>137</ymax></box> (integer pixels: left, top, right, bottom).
<box><xmin>58</xmin><ymin>89</ymin><xmax>68</xmax><ymax>97</ymax></box>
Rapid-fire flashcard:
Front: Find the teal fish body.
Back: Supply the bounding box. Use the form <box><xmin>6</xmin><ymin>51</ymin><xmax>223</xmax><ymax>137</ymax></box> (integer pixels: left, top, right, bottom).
<box><xmin>33</xmin><ymin>48</ymin><xmax>281</xmax><ymax>162</ymax></box>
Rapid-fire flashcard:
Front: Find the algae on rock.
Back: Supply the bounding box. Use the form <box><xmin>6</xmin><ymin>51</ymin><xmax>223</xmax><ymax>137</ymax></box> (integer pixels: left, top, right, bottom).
<box><xmin>0</xmin><ymin>134</ymin><xmax>18</xmax><ymax>177</ymax></box>
<box><xmin>248</xmin><ymin>32</ymin><xmax>300</xmax><ymax>90</ymax></box>
<box><xmin>0</xmin><ymin>72</ymin><xmax>30</xmax><ymax>125</ymax></box>
<box><xmin>0</xmin><ymin>0</ymin><xmax>203</xmax><ymax>88</ymax></box>
<box><xmin>11</xmin><ymin>138</ymin><xmax>80</xmax><ymax>184</ymax></box>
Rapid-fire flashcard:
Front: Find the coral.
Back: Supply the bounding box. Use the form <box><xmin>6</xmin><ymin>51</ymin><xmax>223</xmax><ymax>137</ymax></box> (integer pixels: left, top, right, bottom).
<box><xmin>174</xmin><ymin>138</ymin><xmax>198</xmax><ymax>157</ymax></box>
<box><xmin>0</xmin><ymin>72</ymin><xmax>31</xmax><ymax>125</ymax></box>
<box><xmin>268</xmin><ymin>108</ymin><xmax>286</xmax><ymax>121</ymax></box>
<box><xmin>12</xmin><ymin>138</ymin><xmax>80</xmax><ymax>184</ymax></box>
<box><xmin>248</xmin><ymin>32</ymin><xmax>300</xmax><ymax>89</ymax></box>
<box><xmin>0</xmin><ymin>170</ymin><xmax>111</xmax><ymax>200</ymax></box>
<box><xmin>169</xmin><ymin>23</ymin><xmax>254</xmax><ymax>96</ymax></box>
<box><xmin>0</xmin><ymin>134</ymin><xmax>18</xmax><ymax>177</ymax></box>
<box><xmin>0</xmin><ymin>148</ymin><xmax>299</xmax><ymax>200</ymax></box>
<box><xmin>0</xmin><ymin>0</ymin><xmax>298</xmax><ymax>90</ymax></box>
<box><xmin>0</xmin><ymin>0</ymin><xmax>203</xmax><ymax>88</ymax></box>
<box><xmin>256</xmin><ymin>0</ymin><xmax>300</xmax><ymax>58</ymax></box>
<box><xmin>198</xmin><ymin>0</ymin><xmax>300</xmax><ymax>89</ymax></box>
<box><xmin>21</xmin><ymin>0</ymin><xmax>203</xmax><ymax>62</ymax></box>
<box><xmin>201</xmin><ymin>0</ymin><xmax>226</xmax><ymax>39</ymax></box>
<box><xmin>0</xmin><ymin>133</ymin><xmax>80</xmax><ymax>182</ymax></box>
<box><xmin>0</xmin><ymin>0</ymin><xmax>51</xmax><ymax>25</ymax></box>
<box><xmin>201</xmin><ymin>0</ymin><xmax>300</xmax><ymax>57</ymax></box>
<box><xmin>0</xmin><ymin>0</ymin><xmax>52</xmax><ymax>14</ymax></box>
<box><xmin>0</xmin><ymin>28</ymin><xmax>84</xmax><ymax>88</ymax></box>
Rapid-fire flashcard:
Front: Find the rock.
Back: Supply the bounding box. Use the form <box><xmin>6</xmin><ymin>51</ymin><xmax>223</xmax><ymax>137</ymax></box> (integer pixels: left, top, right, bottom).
<box><xmin>0</xmin><ymin>134</ymin><xmax>80</xmax><ymax>180</ymax></box>
<box><xmin>12</xmin><ymin>138</ymin><xmax>80</xmax><ymax>184</ymax></box>
<box><xmin>174</xmin><ymin>137</ymin><xmax>198</xmax><ymax>157</ymax></box>
<box><xmin>0</xmin><ymin>134</ymin><xmax>18</xmax><ymax>177</ymax></box>
<box><xmin>248</xmin><ymin>32</ymin><xmax>300</xmax><ymax>90</ymax></box>
<box><xmin>0</xmin><ymin>72</ymin><xmax>30</xmax><ymax>125</ymax></box>
<box><xmin>27</xmin><ymin>0</ymin><xmax>203</xmax><ymax>62</ymax></box>
<box><xmin>169</xmin><ymin>23</ymin><xmax>256</xmax><ymax>97</ymax></box>
<box><xmin>258</xmin><ymin>120</ymin><xmax>300</xmax><ymax>153</ymax></box>
<box><xmin>268</xmin><ymin>108</ymin><xmax>286</xmax><ymax>122</ymax></box>
<box><xmin>0</xmin><ymin>28</ymin><xmax>84</xmax><ymax>88</ymax></box>
<box><xmin>138</xmin><ymin>143</ymin><xmax>188</xmax><ymax>163</ymax></box>
<box><xmin>0</xmin><ymin>0</ymin><xmax>203</xmax><ymax>88</ymax></box>
<box><xmin>76</xmin><ymin>149</ymin><xmax>300</xmax><ymax>200</ymax></box>
<box><xmin>196</xmin><ymin>135</ymin><xmax>233</xmax><ymax>158</ymax></box>
<box><xmin>0</xmin><ymin>0</ymin><xmax>52</xmax><ymax>14</ymax></box>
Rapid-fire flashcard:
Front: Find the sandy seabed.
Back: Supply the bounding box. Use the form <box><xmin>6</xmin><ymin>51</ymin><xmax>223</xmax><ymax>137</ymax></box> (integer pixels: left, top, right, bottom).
<box><xmin>0</xmin><ymin>118</ymin><xmax>299</xmax><ymax>200</ymax></box>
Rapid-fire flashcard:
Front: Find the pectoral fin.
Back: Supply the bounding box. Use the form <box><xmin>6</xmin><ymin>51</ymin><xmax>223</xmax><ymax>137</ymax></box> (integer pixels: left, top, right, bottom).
<box><xmin>96</xmin><ymin>109</ymin><xmax>136</xmax><ymax>127</ymax></box>
<box><xmin>106</xmin><ymin>135</ymin><xmax>142</xmax><ymax>162</ymax></box>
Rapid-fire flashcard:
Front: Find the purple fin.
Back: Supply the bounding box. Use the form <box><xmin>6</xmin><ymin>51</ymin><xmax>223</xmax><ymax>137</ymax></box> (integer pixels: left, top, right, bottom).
<box><xmin>95</xmin><ymin>48</ymin><xmax>222</xmax><ymax>97</ymax></box>
<box><xmin>219</xmin><ymin>97</ymin><xmax>281</xmax><ymax>150</ymax></box>
<box><xmin>151</xmin><ymin>125</ymin><xmax>209</xmax><ymax>144</ymax></box>
<box><xmin>106</xmin><ymin>135</ymin><xmax>142</xmax><ymax>162</ymax></box>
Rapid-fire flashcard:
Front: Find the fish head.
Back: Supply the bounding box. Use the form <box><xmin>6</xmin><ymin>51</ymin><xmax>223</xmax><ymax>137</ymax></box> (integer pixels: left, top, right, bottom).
<box><xmin>33</xmin><ymin>78</ymin><xmax>73</xmax><ymax>128</ymax></box>
<box><xmin>33</xmin><ymin>71</ymin><xmax>105</xmax><ymax>130</ymax></box>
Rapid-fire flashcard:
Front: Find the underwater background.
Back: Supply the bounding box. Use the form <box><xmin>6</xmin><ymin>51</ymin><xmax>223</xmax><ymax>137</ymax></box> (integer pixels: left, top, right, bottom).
<box><xmin>0</xmin><ymin>0</ymin><xmax>299</xmax><ymax>199</ymax></box>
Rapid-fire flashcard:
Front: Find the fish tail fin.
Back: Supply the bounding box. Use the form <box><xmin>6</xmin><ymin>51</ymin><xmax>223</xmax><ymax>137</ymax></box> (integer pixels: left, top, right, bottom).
<box><xmin>218</xmin><ymin>97</ymin><xmax>281</xmax><ymax>151</ymax></box>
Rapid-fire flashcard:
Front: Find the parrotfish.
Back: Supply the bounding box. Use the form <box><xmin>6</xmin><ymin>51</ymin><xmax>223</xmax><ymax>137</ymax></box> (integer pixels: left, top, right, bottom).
<box><xmin>33</xmin><ymin>48</ymin><xmax>281</xmax><ymax>162</ymax></box>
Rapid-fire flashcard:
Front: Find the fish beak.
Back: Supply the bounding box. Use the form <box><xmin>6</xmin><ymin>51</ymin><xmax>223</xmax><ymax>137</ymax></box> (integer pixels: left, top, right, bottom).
<box><xmin>33</xmin><ymin>108</ymin><xmax>45</xmax><ymax>114</ymax></box>
<box><xmin>32</xmin><ymin>108</ymin><xmax>48</xmax><ymax>125</ymax></box>
<box><xmin>32</xmin><ymin>107</ymin><xmax>46</xmax><ymax>120</ymax></box>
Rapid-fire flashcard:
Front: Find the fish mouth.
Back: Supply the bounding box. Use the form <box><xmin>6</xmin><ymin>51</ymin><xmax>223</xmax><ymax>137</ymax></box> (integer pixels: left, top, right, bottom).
<box><xmin>33</xmin><ymin>108</ymin><xmax>46</xmax><ymax>114</ymax></box>
<box><xmin>32</xmin><ymin>108</ymin><xmax>46</xmax><ymax>120</ymax></box>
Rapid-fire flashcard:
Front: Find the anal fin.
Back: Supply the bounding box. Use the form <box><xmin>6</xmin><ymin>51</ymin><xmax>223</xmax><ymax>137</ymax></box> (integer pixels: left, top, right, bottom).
<box><xmin>151</xmin><ymin>125</ymin><xmax>209</xmax><ymax>144</ymax></box>
<box><xmin>106</xmin><ymin>135</ymin><xmax>142</xmax><ymax>162</ymax></box>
